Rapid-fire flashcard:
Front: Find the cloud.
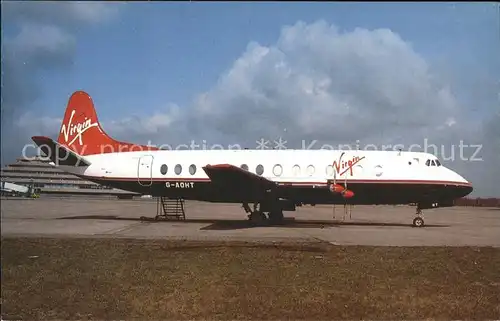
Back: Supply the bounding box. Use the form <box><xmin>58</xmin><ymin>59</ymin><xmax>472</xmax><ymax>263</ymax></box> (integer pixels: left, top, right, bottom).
<box><xmin>109</xmin><ymin>20</ymin><xmax>470</xmax><ymax>146</ymax></box>
<box><xmin>2</xmin><ymin>23</ymin><xmax>76</xmax><ymax>118</ymax></box>
<box><xmin>187</xmin><ymin>22</ymin><xmax>463</xmax><ymax>146</ymax></box>
<box><xmin>104</xmin><ymin>104</ymin><xmax>183</xmax><ymax>142</ymax></box>
<box><xmin>2</xmin><ymin>1</ymin><xmax>119</xmax><ymax>26</ymax></box>
<box><xmin>1</xmin><ymin>2</ymin><xmax>121</xmax><ymax>164</ymax></box>
<box><xmin>103</xmin><ymin>20</ymin><xmax>497</xmax><ymax>195</ymax></box>
<box><xmin>2</xmin><ymin>2</ymin><xmax>119</xmax><ymax>118</ymax></box>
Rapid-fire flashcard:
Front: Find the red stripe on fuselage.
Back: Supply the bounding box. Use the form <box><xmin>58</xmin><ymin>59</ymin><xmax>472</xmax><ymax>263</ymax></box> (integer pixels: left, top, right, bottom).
<box><xmin>76</xmin><ymin>174</ymin><xmax>472</xmax><ymax>187</ymax></box>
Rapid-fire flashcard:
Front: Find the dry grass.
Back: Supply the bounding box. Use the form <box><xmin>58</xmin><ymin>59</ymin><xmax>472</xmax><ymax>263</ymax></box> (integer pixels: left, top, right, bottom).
<box><xmin>2</xmin><ymin>237</ymin><xmax>500</xmax><ymax>320</ymax></box>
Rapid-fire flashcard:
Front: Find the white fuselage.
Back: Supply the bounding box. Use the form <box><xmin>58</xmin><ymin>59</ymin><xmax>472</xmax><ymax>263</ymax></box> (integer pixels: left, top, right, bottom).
<box><xmin>60</xmin><ymin>149</ymin><xmax>469</xmax><ymax>186</ymax></box>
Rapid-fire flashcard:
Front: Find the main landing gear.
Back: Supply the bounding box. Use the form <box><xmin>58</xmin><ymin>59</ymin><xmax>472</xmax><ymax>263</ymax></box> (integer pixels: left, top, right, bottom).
<box><xmin>243</xmin><ymin>202</ymin><xmax>284</xmax><ymax>225</ymax></box>
<box><xmin>412</xmin><ymin>207</ymin><xmax>424</xmax><ymax>227</ymax></box>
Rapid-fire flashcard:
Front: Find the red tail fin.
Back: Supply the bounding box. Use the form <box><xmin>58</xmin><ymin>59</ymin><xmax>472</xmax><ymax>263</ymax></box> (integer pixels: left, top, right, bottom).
<box><xmin>57</xmin><ymin>91</ymin><xmax>158</xmax><ymax>156</ymax></box>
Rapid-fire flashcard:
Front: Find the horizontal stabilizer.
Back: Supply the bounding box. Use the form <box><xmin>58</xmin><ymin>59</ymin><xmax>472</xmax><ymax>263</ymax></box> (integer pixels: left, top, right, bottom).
<box><xmin>31</xmin><ymin>136</ymin><xmax>91</xmax><ymax>167</ymax></box>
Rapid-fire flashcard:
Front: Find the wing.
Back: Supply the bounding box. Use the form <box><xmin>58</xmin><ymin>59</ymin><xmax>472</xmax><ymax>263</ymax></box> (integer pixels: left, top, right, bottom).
<box><xmin>202</xmin><ymin>164</ymin><xmax>278</xmax><ymax>193</ymax></box>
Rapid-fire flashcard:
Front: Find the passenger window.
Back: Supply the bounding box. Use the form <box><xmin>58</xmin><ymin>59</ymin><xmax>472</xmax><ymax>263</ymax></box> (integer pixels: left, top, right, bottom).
<box><xmin>273</xmin><ymin>164</ymin><xmax>283</xmax><ymax>176</ymax></box>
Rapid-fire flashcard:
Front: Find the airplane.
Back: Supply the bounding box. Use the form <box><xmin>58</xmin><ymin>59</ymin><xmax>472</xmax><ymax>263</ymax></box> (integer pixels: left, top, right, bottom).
<box><xmin>31</xmin><ymin>91</ymin><xmax>473</xmax><ymax>227</ymax></box>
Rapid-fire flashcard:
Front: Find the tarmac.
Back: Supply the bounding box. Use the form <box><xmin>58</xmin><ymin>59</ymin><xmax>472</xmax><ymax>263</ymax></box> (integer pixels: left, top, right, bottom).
<box><xmin>1</xmin><ymin>196</ymin><xmax>499</xmax><ymax>247</ymax></box>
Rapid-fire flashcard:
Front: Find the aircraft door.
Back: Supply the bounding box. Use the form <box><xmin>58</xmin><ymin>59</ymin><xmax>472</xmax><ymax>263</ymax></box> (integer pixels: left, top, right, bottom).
<box><xmin>137</xmin><ymin>155</ymin><xmax>154</xmax><ymax>186</ymax></box>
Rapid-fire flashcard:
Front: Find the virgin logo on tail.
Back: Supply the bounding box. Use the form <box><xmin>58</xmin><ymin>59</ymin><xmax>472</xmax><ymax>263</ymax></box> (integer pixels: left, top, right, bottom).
<box><xmin>60</xmin><ymin>109</ymin><xmax>99</xmax><ymax>146</ymax></box>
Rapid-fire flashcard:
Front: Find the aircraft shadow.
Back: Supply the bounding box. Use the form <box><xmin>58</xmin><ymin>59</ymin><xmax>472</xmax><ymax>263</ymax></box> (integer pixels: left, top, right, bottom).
<box><xmin>199</xmin><ymin>219</ymin><xmax>448</xmax><ymax>230</ymax></box>
<box><xmin>57</xmin><ymin>215</ymin><xmax>449</xmax><ymax>229</ymax></box>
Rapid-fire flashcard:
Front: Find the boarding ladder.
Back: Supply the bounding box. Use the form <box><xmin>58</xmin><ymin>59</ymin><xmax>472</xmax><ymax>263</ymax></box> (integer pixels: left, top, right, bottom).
<box><xmin>156</xmin><ymin>197</ymin><xmax>186</xmax><ymax>220</ymax></box>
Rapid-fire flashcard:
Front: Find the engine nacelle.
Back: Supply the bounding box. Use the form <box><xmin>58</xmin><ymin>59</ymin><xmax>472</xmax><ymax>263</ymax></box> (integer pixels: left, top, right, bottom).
<box><xmin>342</xmin><ymin>190</ymin><xmax>354</xmax><ymax>198</ymax></box>
<box><xmin>328</xmin><ymin>183</ymin><xmax>354</xmax><ymax>198</ymax></box>
<box><xmin>329</xmin><ymin>184</ymin><xmax>345</xmax><ymax>193</ymax></box>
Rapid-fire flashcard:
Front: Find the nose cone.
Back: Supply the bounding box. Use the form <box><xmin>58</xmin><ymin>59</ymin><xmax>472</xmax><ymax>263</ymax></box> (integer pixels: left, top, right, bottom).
<box><xmin>457</xmin><ymin>184</ymin><xmax>473</xmax><ymax>198</ymax></box>
<box><xmin>454</xmin><ymin>174</ymin><xmax>473</xmax><ymax>198</ymax></box>
<box><xmin>446</xmin><ymin>168</ymin><xmax>473</xmax><ymax>198</ymax></box>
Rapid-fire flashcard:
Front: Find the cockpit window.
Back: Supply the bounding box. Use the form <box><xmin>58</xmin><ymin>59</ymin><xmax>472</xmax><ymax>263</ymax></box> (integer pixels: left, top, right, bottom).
<box><xmin>426</xmin><ymin>159</ymin><xmax>441</xmax><ymax>166</ymax></box>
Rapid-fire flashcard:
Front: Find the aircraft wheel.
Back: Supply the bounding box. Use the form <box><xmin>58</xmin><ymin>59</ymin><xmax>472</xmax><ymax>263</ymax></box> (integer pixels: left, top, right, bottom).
<box><xmin>412</xmin><ymin>217</ymin><xmax>424</xmax><ymax>227</ymax></box>
<box><xmin>268</xmin><ymin>210</ymin><xmax>284</xmax><ymax>225</ymax></box>
<box><xmin>248</xmin><ymin>211</ymin><xmax>267</xmax><ymax>225</ymax></box>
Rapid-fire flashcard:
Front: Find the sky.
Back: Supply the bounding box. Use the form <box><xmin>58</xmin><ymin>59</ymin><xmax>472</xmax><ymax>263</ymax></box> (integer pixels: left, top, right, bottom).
<box><xmin>1</xmin><ymin>2</ymin><xmax>499</xmax><ymax>197</ymax></box>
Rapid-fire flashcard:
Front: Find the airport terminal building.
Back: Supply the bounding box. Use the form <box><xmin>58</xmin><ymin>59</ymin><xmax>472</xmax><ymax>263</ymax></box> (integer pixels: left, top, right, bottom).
<box><xmin>0</xmin><ymin>156</ymin><xmax>137</xmax><ymax>198</ymax></box>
